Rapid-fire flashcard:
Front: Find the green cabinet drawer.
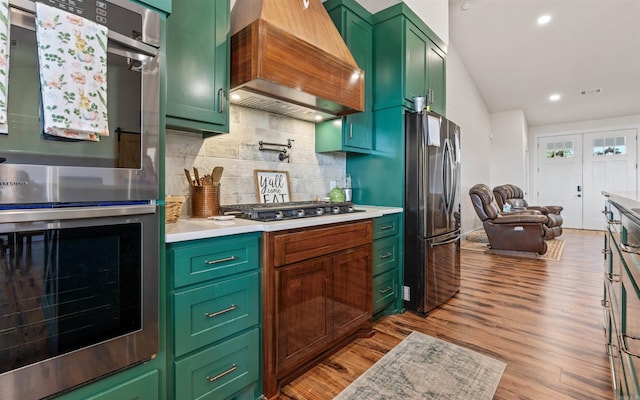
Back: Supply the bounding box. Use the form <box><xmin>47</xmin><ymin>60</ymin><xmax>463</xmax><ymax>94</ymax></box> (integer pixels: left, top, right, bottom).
<box><xmin>169</xmin><ymin>235</ymin><xmax>260</xmax><ymax>288</ymax></box>
<box><xmin>174</xmin><ymin>272</ymin><xmax>259</xmax><ymax>357</ymax></box>
<box><xmin>85</xmin><ymin>370</ymin><xmax>159</xmax><ymax>400</ymax></box>
<box><xmin>373</xmin><ymin>214</ymin><xmax>399</xmax><ymax>239</ymax></box>
<box><xmin>174</xmin><ymin>328</ymin><xmax>259</xmax><ymax>400</ymax></box>
<box><xmin>373</xmin><ymin>236</ymin><xmax>399</xmax><ymax>275</ymax></box>
<box><xmin>373</xmin><ymin>269</ymin><xmax>398</xmax><ymax>313</ymax></box>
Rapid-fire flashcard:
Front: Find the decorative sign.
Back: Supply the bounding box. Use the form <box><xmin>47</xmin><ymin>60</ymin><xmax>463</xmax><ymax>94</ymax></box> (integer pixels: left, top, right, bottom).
<box><xmin>254</xmin><ymin>170</ymin><xmax>291</xmax><ymax>203</ymax></box>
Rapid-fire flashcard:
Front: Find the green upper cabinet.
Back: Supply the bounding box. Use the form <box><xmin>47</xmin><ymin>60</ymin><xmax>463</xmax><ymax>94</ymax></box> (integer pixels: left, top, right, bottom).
<box><xmin>166</xmin><ymin>0</ymin><xmax>230</xmax><ymax>135</ymax></box>
<box><xmin>134</xmin><ymin>0</ymin><xmax>171</xmax><ymax>13</ymax></box>
<box><xmin>373</xmin><ymin>3</ymin><xmax>447</xmax><ymax>115</ymax></box>
<box><xmin>316</xmin><ymin>0</ymin><xmax>373</xmax><ymax>153</ymax></box>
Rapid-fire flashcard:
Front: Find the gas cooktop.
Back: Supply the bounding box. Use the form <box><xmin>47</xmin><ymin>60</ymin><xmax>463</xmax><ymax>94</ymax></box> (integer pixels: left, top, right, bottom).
<box><xmin>220</xmin><ymin>201</ymin><xmax>364</xmax><ymax>222</ymax></box>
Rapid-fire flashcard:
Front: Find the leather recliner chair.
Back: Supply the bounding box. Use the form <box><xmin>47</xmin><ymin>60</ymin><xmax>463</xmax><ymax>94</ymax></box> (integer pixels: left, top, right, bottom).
<box><xmin>492</xmin><ymin>184</ymin><xmax>563</xmax><ymax>239</ymax></box>
<box><xmin>469</xmin><ymin>184</ymin><xmax>549</xmax><ymax>256</ymax></box>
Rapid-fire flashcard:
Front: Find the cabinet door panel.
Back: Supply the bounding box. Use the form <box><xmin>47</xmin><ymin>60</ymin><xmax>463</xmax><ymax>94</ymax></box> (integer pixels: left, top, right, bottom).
<box><xmin>427</xmin><ymin>43</ymin><xmax>446</xmax><ymax>115</ymax></box>
<box><xmin>404</xmin><ymin>23</ymin><xmax>428</xmax><ymax>103</ymax></box>
<box><xmin>276</xmin><ymin>257</ymin><xmax>332</xmax><ymax>373</ymax></box>
<box><xmin>333</xmin><ymin>246</ymin><xmax>372</xmax><ymax>338</ymax></box>
<box><xmin>166</xmin><ymin>0</ymin><xmax>229</xmax><ymax>132</ymax></box>
<box><xmin>343</xmin><ymin>11</ymin><xmax>372</xmax><ymax>150</ymax></box>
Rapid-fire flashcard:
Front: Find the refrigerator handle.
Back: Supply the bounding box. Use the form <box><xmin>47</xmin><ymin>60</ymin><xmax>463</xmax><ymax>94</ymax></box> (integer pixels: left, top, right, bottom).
<box><xmin>442</xmin><ymin>138</ymin><xmax>453</xmax><ymax>215</ymax></box>
<box><xmin>429</xmin><ymin>234</ymin><xmax>461</xmax><ymax>247</ymax></box>
<box><xmin>420</xmin><ymin>113</ymin><xmax>428</xmax><ymax>233</ymax></box>
<box><xmin>447</xmin><ymin>139</ymin><xmax>457</xmax><ymax>213</ymax></box>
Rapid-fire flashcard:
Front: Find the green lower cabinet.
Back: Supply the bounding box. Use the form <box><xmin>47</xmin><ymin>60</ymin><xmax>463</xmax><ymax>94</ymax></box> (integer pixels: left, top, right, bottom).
<box><xmin>371</xmin><ymin>214</ymin><xmax>403</xmax><ymax>316</ymax></box>
<box><xmin>84</xmin><ymin>370</ymin><xmax>160</xmax><ymax>400</ymax></box>
<box><xmin>54</xmin><ymin>368</ymin><xmax>160</xmax><ymax>400</ymax></box>
<box><xmin>167</xmin><ymin>233</ymin><xmax>262</xmax><ymax>400</ymax></box>
<box><xmin>174</xmin><ymin>329</ymin><xmax>259</xmax><ymax>400</ymax></box>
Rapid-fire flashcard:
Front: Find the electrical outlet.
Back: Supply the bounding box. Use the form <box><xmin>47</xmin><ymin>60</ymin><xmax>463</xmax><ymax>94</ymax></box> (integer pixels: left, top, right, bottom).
<box><xmin>403</xmin><ymin>286</ymin><xmax>410</xmax><ymax>301</ymax></box>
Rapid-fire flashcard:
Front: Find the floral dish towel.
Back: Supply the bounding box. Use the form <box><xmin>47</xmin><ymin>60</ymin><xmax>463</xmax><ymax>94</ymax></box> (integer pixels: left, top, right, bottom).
<box><xmin>0</xmin><ymin>0</ymin><xmax>9</xmax><ymax>134</ymax></box>
<box><xmin>35</xmin><ymin>2</ymin><xmax>108</xmax><ymax>141</ymax></box>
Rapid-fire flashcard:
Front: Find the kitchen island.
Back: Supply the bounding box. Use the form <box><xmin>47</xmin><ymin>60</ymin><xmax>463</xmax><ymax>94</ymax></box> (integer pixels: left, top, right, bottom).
<box><xmin>601</xmin><ymin>191</ymin><xmax>640</xmax><ymax>399</ymax></box>
<box><xmin>165</xmin><ymin>205</ymin><xmax>401</xmax><ymax>400</ymax></box>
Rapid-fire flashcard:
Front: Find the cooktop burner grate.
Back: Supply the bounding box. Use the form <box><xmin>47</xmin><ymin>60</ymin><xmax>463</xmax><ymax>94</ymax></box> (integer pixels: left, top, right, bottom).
<box><xmin>219</xmin><ymin>201</ymin><xmax>364</xmax><ymax>222</ymax></box>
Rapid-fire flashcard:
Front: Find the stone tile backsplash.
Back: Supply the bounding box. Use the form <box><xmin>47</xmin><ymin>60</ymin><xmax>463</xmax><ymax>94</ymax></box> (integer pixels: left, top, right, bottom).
<box><xmin>165</xmin><ymin>105</ymin><xmax>346</xmax><ymax>215</ymax></box>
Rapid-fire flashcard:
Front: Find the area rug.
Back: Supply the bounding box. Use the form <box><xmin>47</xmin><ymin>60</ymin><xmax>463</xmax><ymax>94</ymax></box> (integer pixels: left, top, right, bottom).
<box><xmin>461</xmin><ymin>230</ymin><xmax>565</xmax><ymax>261</ymax></box>
<box><xmin>333</xmin><ymin>331</ymin><xmax>506</xmax><ymax>400</ymax></box>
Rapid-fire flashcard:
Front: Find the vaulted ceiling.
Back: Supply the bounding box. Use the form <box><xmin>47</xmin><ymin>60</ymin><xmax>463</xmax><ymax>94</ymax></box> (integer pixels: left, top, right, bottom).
<box><xmin>449</xmin><ymin>0</ymin><xmax>640</xmax><ymax>127</ymax></box>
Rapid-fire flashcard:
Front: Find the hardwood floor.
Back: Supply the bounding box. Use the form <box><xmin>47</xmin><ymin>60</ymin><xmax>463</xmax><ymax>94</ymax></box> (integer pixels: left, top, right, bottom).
<box><xmin>279</xmin><ymin>229</ymin><xmax>612</xmax><ymax>399</ymax></box>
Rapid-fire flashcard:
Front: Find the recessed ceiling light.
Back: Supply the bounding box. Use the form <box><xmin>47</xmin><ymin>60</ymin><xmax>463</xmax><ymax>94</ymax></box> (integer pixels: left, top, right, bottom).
<box><xmin>537</xmin><ymin>15</ymin><xmax>551</xmax><ymax>25</ymax></box>
<box><xmin>549</xmin><ymin>93</ymin><xmax>561</xmax><ymax>101</ymax></box>
<box><xmin>230</xmin><ymin>93</ymin><xmax>241</xmax><ymax>101</ymax></box>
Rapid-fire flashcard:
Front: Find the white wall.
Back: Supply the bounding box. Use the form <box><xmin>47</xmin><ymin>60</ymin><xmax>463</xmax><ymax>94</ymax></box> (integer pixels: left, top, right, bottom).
<box><xmin>445</xmin><ymin>45</ymin><xmax>492</xmax><ymax>234</ymax></box>
<box><xmin>489</xmin><ymin>109</ymin><xmax>528</xmax><ymax>189</ymax></box>
<box><xmin>355</xmin><ymin>0</ymin><xmax>449</xmax><ymax>44</ymax></box>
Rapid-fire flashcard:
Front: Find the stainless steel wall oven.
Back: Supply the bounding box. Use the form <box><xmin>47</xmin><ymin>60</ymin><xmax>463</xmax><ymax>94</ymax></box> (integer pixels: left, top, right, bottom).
<box><xmin>0</xmin><ymin>0</ymin><xmax>160</xmax><ymax>205</ymax></box>
<box><xmin>0</xmin><ymin>205</ymin><xmax>159</xmax><ymax>400</ymax></box>
<box><xmin>0</xmin><ymin>0</ymin><xmax>161</xmax><ymax>399</ymax></box>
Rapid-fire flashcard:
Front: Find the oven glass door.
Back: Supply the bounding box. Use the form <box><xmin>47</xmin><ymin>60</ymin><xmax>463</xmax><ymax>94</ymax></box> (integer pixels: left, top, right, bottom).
<box><xmin>3</xmin><ymin>16</ymin><xmax>150</xmax><ymax>168</ymax></box>
<box><xmin>0</xmin><ymin>205</ymin><xmax>158</xmax><ymax>400</ymax></box>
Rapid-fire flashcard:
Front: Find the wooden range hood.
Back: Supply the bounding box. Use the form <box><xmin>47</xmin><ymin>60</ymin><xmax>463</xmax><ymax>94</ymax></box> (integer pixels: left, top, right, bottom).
<box><xmin>230</xmin><ymin>0</ymin><xmax>364</xmax><ymax>121</ymax></box>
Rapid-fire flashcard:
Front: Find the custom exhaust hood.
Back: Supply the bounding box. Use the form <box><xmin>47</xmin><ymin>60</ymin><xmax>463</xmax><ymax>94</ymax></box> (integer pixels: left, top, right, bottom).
<box><xmin>230</xmin><ymin>0</ymin><xmax>364</xmax><ymax>122</ymax></box>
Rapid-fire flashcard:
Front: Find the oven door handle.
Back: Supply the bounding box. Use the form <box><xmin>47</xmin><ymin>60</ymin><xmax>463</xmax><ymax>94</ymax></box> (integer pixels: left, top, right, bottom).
<box><xmin>0</xmin><ymin>204</ymin><xmax>156</xmax><ymax>224</ymax></box>
<box><xmin>9</xmin><ymin>0</ymin><xmax>159</xmax><ymax>58</ymax></box>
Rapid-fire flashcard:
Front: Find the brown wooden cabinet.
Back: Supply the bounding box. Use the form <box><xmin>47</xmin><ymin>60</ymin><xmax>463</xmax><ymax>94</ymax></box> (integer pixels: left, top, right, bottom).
<box><xmin>263</xmin><ymin>221</ymin><xmax>374</xmax><ymax>399</ymax></box>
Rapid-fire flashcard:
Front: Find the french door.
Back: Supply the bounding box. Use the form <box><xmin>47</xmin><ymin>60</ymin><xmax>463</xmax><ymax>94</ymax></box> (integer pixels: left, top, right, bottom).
<box><xmin>536</xmin><ymin>129</ymin><xmax>637</xmax><ymax>230</ymax></box>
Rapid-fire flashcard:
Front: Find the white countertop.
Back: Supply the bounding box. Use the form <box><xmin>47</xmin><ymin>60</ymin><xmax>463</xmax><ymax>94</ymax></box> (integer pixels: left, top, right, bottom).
<box><xmin>165</xmin><ymin>205</ymin><xmax>403</xmax><ymax>243</ymax></box>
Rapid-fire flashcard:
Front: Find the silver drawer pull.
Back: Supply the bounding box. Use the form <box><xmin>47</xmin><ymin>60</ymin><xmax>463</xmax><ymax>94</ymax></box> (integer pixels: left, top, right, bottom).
<box><xmin>606</xmin><ymin>343</ymin><xmax>618</xmax><ymax>358</ymax></box>
<box><xmin>206</xmin><ymin>364</ymin><xmax>237</xmax><ymax>383</ymax></box>
<box><xmin>605</xmin><ymin>272</ymin><xmax>620</xmax><ymax>282</ymax></box>
<box><xmin>205</xmin><ymin>304</ymin><xmax>237</xmax><ymax>318</ymax></box>
<box><xmin>620</xmin><ymin>243</ymin><xmax>640</xmax><ymax>255</ymax></box>
<box><xmin>205</xmin><ymin>255</ymin><xmax>238</xmax><ymax>265</ymax></box>
<box><xmin>379</xmin><ymin>286</ymin><xmax>393</xmax><ymax>295</ymax></box>
<box><xmin>620</xmin><ymin>334</ymin><xmax>640</xmax><ymax>358</ymax></box>
<box><xmin>608</xmin><ymin>219</ymin><xmax>621</xmax><ymax>225</ymax></box>
<box><xmin>379</xmin><ymin>225</ymin><xmax>393</xmax><ymax>231</ymax></box>
<box><xmin>379</xmin><ymin>252</ymin><xmax>393</xmax><ymax>259</ymax></box>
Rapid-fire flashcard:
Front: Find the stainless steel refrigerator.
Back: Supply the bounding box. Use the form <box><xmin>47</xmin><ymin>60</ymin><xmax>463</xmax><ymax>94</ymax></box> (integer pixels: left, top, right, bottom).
<box><xmin>404</xmin><ymin>110</ymin><xmax>461</xmax><ymax>316</ymax></box>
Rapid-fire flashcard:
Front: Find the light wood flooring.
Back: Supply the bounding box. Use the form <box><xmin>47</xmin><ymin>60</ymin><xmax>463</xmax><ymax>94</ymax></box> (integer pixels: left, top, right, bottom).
<box><xmin>279</xmin><ymin>229</ymin><xmax>612</xmax><ymax>400</ymax></box>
